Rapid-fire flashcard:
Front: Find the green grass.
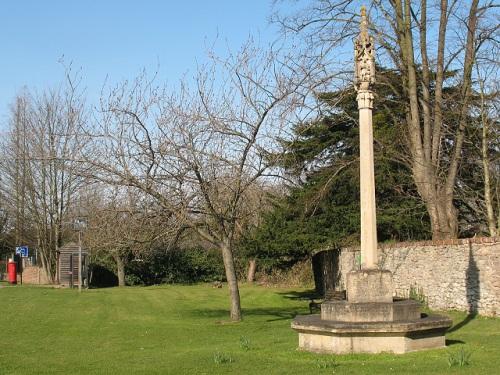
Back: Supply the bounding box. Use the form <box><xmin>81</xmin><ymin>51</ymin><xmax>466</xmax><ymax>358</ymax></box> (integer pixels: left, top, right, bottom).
<box><xmin>0</xmin><ymin>283</ymin><xmax>499</xmax><ymax>374</ymax></box>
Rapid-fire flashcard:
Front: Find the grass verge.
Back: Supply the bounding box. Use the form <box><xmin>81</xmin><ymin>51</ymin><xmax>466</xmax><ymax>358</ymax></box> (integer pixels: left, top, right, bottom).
<box><xmin>0</xmin><ymin>283</ymin><xmax>498</xmax><ymax>374</ymax></box>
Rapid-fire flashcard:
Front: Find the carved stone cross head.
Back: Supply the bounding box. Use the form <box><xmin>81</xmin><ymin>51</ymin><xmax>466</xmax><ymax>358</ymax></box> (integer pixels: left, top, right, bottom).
<box><xmin>355</xmin><ymin>6</ymin><xmax>375</xmax><ymax>91</ymax></box>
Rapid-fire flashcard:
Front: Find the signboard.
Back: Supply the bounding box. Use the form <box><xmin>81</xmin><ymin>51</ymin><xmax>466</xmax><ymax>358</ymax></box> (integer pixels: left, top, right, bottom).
<box><xmin>15</xmin><ymin>246</ymin><xmax>29</xmax><ymax>258</ymax></box>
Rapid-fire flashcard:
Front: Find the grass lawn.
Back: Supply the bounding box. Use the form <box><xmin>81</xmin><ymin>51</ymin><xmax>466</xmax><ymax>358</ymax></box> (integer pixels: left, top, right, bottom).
<box><xmin>0</xmin><ymin>283</ymin><xmax>499</xmax><ymax>374</ymax></box>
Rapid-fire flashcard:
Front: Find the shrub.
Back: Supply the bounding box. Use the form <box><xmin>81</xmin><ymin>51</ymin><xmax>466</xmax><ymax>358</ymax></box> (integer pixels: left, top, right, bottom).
<box><xmin>408</xmin><ymin>284</ymin><xmax>428</xmax><ymax>307</ymax></box>
<box><xmin>88</xmin><ymin>263</ymin><xmax>118</xmax><ymax>287</ymax></box>
<box><xmin>125</xmin><ymin>247</ymin><xmax>225</xmax><ymax>285</ymax></box>
<box><xmin>256</xmin><ymin>259</ymin><xmax>314</xmax><ymax>287</ymax></box>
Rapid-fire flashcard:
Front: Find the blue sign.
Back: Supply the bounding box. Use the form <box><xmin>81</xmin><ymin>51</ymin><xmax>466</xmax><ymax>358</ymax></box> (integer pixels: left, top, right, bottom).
<box><xmin>15</xmin><ymin>246</ymin><xmax>29</xmax><ymax>257</ymax></box>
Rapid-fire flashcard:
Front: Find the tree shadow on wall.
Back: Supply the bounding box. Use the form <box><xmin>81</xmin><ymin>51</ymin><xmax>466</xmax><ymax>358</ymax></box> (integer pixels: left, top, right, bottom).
<box><xmin>448</xmin><ymin>241</ymin><xmax>479</xmax><ymax>334</ymax></box>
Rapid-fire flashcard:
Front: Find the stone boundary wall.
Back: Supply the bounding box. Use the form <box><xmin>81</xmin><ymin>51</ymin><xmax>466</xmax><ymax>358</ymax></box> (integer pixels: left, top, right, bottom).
<box><xmin>338</xmin><ymin>237</ymin><xmax>500</xmax><ymax>317</ymax></box>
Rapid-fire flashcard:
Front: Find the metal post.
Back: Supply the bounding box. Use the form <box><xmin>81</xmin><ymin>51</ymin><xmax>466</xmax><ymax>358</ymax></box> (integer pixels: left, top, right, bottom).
<box><xmin>78</xmin><ymin>230</ymin><xmax>82</xmax><ymax>292</ymax></box>
<box><xmin>69</xmin><ymin>254</ymin><xmax>73</xmax><ymax>289</ymax></box>
<box><xmin>18</xmin><ymin>253</ymin><xmax>23</xmax><ymax>285</ymax></box>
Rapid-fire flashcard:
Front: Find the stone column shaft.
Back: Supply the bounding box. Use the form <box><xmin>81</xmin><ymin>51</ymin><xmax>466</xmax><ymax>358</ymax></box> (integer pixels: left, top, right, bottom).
<box><xmin>357</xmin><ymin>90</ymin><xmax>378</xmax><ymax>269</ymax></box>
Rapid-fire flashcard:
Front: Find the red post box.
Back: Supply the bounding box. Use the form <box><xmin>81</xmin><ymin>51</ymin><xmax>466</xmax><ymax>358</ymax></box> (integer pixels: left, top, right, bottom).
<box><xmin>8</xmin><ymin>259</ymin><xmax>17</xmax><ymax>284</ymax></box>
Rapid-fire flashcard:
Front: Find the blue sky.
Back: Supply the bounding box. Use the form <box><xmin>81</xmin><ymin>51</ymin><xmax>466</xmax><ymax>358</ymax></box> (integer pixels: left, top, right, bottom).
<box><xmin>0</xmin><ymin>0</ymin><xmax>277</xmax><ymax>125</ymax></box>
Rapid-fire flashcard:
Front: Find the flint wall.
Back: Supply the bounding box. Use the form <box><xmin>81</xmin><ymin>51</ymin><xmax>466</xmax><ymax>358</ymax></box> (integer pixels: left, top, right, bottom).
<box><xmin>337</xmin><ymin>237</ymin><xmax>500</xmax><ymax>316</ymax></box>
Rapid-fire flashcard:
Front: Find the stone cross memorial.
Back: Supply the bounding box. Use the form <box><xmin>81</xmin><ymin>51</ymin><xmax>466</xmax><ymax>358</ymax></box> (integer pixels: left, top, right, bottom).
<box><xmin>346</xmin><ymin>5</ymin><xmax>393</xmax><ymax>306</ymax></box>
<box><xmin>292</xmin><ymin>7</ymin><xmax>452</xmax><ymax>354</ymax></box>
<box><xmin>356</xmin><ymin>6</ymin><xmax>377</xmax><ymax>270</ymax></box>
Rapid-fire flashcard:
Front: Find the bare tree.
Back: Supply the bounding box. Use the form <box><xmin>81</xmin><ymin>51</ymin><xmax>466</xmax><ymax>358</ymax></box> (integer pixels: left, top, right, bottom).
<box><xmin>0</xmin><ymin>193</ymin><xmax>11</xmax><ymax>258</ymax></box>
<box><xmin>83</xmin><ymin>185</ymin><xmax>171</xmax><ymax>286</ymax></box>
<box><xmin>0</xmin><ymin>76</ymin><xmax>87</xmax><ymax>281</ymax></box>
<box><xmin>272</xmin><ymin>0</ymin><xmax>499</xmax><ymax>238</ymax></box>
<box><xmin>476</xmin><ymin>64</ymin><xmax>499</xmax><ymax>236</ymax></box>
<box><xmin>87</xmin><ymin>43</ymin><xmax>319</xmax><ymax>320</ymax></box>
<box><xmin>1</xmin><ymin>95</ymin><xmax>32</xmax><ymax>251</ymax></box>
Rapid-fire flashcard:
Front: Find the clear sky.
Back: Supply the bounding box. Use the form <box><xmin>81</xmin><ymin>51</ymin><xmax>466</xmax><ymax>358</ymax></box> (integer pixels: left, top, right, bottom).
<box><xmin>0</xmin><ymin>0</ymin><xmax>277</xmax><ymax>126</ymax></box>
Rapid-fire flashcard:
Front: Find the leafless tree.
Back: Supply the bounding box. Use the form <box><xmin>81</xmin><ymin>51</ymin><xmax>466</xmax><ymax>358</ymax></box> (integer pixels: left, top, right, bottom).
<box><xmin>272</xmin><ymin>0</ymin><xmax>499</xmax><ymax>239</ymax></box>
<box><xmin>468</xmin><ymin>62</ymin><xmax>499</xmax><ymax>236</ymax></box>
<box><xmin>86</xmin><ymin>43</ymin><xmax>321</xmax><ymax>320</ymax></box>
<box><xmin>0</xmin><ymin>195</ymin><xmax>11</xmax><ymax>258</ymax></box>
<box><xmin>0</xmin><ymin>75</ymin><xmax>87</xmax><ymax>281</ymax></box>
<box><xmin>82</xmin><ymin>185</ymin><xmax>171</xmax><ymax>286</ymax></box>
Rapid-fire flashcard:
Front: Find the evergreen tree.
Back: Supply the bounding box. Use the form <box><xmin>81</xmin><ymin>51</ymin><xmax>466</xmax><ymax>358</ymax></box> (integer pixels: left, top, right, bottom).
<box><xmin>243</xmin><ymin>69</ymin><xmax>431</xmax><ymax>269</ymax></box>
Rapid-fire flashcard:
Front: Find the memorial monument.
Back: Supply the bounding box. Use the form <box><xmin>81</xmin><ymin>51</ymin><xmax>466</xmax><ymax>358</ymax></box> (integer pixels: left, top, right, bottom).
<box><xmin>291</xmin><ymin>7</ymin><xmax>452</xmax><ymax>354</ymax></box>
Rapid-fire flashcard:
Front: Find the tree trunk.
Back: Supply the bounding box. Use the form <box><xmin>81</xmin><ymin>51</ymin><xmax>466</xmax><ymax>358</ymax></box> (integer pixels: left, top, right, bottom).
<box><xmin>483</xmin><ymin>150</ymin><xmax>496</xmax><ymax>237</ymax></box>
<box><xmin>395</xmin><ymin>0</ymin><xmax>461</xmax><ymax>240</ymax></box>
<box><xmin>221</xmin><ymin>238</ymin><xmax>242</xmax><ymax>321</ymax></box>
<box><xmin>481</xmin><ymin>89</ymin><xmax>497</xmax><ymax>237</ymax></box>
<box><xmin>39</xmin><ymin>242</ymin><xmax>56</xmax><ymax>284</ymax></box>
<box><xmin>115</xmin><ymin>256</ymin><xmax>126</xmax><ymax>287</ymax></box>
<box><xmin>246</xmin><ymin>258</ymin><xmax>257</xmax><ymax>283</ymax></box>
<box><xmin>40</xmin><ymin>253</ymin><xmax>50</xmax><ymax>284</ymax></box>
<box><xmin>89</xmin><ymin>266</ymin><xmax>94</xmax><ymax>286</ymax></box>
<box><xmin>426</xmin><ymin>195</ymin><xmax>458</xmax><ymax>239</ymax></box>
<box><xmin>439</xmin><ymin>0</ymin><xmax>478</xmax><ymax>239</ymax></box>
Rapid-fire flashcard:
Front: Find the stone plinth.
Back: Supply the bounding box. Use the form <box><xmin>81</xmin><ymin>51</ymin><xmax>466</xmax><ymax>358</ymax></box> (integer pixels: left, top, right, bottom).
<box><xmin>292</xmin><ymin>268</ymin><xmax>452</xmax><ymax>353</ymax></box>
<box><xmin>292</xmin><ymin>314</ymin><xmax>452</xmax><ymax>354</ymax></box>
<box><xmin>347</xmin><ymin>269</ymin><xmax>393</xmax><ymax>303</ymax></box>
<box><xmin>321</xmin><ymin>299</ymin><xmax>421</xmax><ymax>322</ymax></box>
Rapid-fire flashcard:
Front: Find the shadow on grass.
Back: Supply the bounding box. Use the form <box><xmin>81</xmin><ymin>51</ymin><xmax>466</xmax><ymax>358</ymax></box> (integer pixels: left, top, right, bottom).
<box><xmin>447</xmin><ymin>313</ymin><xmax>477</xmax><ymax>334</ymax></box>
<box><xmin>276</xmin><ymin>289</ymin><xmax>320</xmax><ymax>301</ymax></box>
<box><xmin>187</xmin><ymin>307</ymin><xmax>307</xmax><ymax>322</ymax></box>
<box><xmin>446</xmin><ymin>339</ymin><xmax>466</xmax><ymax>346</ymax></box>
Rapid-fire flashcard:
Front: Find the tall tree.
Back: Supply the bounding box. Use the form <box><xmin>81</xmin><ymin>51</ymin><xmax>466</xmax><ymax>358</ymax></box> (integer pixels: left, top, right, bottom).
<box><xmin>243</xmin><ymin>69</ymin><xmax>430</xmax><ymax>267</ymax></box>
<box><xmin>86</xmin><ymin>44</ymin><xmax>319</xmax><ymax>320</ymax></box>
<box><xmin>454</xmin><ymin>64</ymin><xmax>499</xmax><ymax>236</ymax></box>
<box><xmin>273</xmin><ymin>0</ymin><xmax>499</xmax><ymax>238</ymax></box>
<box><xmin>477</xmin><ymin>65</ymin><xmax>499</xmax><ymax>236</ymax></box>
<box><xmin>0</xmin><ymin>77</ymin><xmax>87</xmax><ymax>281</ymax></box>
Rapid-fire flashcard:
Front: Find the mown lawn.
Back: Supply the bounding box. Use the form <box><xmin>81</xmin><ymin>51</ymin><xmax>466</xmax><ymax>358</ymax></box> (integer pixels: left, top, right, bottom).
<box><xmin>0</xmin><ymin>283</ymin><xmax>498</xmax><ymax>374</ymax></box>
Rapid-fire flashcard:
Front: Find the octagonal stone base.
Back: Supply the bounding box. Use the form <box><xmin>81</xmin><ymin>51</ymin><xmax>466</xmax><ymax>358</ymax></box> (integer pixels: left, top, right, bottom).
<box><xmin>321</xmin><ymin>299</ymin><xmax>421</xmax><ymax>322</ymax></box>
<box><xmin>292</xmin><ymin>314</ymin><xmax>452</xmax><ymax>354</ymax></box>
